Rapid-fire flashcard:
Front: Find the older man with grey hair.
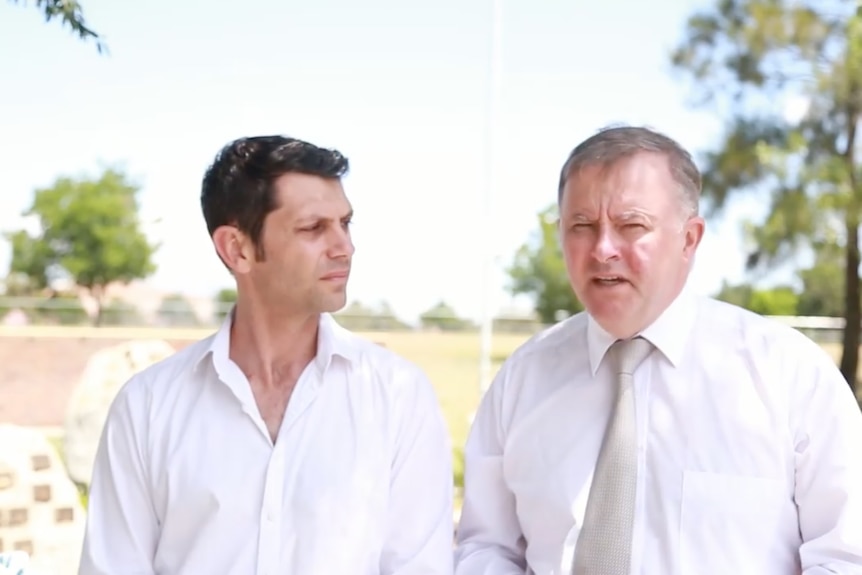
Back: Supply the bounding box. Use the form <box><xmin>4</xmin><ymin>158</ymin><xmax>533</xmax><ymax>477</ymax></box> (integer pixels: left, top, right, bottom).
<box><xmin>453</xmin><ymin>125</ymin><xmax>862</xmax><ymax>575</ymax></box>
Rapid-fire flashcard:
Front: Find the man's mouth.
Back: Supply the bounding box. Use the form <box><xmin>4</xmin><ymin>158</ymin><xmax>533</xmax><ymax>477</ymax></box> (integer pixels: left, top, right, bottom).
<box><xmin>592</xmin><ymin>275</ymin><xmax>626</xmax><ymax>286</ymax></box>
<box><xmin>321</xmin><ymin>270</ymin><xmax>349</xmax><ymax>280</ymax></box>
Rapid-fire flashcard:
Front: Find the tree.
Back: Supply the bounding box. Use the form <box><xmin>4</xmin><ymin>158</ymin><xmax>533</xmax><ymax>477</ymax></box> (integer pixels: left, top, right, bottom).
<box><xmin>7</xmin><ymin>168</ymin><xmax>158</xmax><ymax>325</ymax></box>
<box><xmin>714</xmin><ymin>280</ymin><xmax>756</xmax><ymax>311</ymax></box>
<box><xmin>157</xmin><ymin>293</ymin><xmax>201</xmax><ymax>327</ymax></box>
<box><xmin>749</xmin><ymin>286</ymin><xmax>799</xmax><ymax>316</ymax></box>
<box><xmin>335</xmin><ymin>300</ymin><xmax>411</xmax><ymax>331</ymax></box>
<box><xmin>797</xmin><ymin>242</ymin><xmax>847</xmax><ymax>317</ymax></box>
<box><xmin>213</xmin><ymin>288</ymin><xmax>237</xmax><ymax>322</ymax></box>
<box><xmin>100</xmin><ymin>299</ymin><xmax>144</xmax><ymax>327</ymax></box>
<box><xmin>715</xmin><ymin>281</ymin><xmax>799</xmax><ymax>316</ymax></box>
<box><xmin>5</xmin><ymin>231</ymin><xmax>51</xmax><ymax>293</ymax></box>
<box><xmin>671</xmin><ymin>1</ymin><xmax>862</xmax><ymax>389</ymax></box>
<box><xmin>507</xmin><ymin>204</ymin><xmax>584</xmax><ymax>324</ymax></box>
<box><xmin>9</xmin><ymin>0</ymin><xmax>106</xmax><ymax>53</ymax></box>
<box><xmin>419</xmin><ymin>301</ymin><xmax>472</xmax><ymax>332</ymax></box>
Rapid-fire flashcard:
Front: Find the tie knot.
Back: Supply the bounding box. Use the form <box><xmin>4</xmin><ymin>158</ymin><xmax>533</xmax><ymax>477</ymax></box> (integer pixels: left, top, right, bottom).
<box><xmin>610</xmin><ymin>336</ymin><xmax>654</xmax><ymax>376</ymax></box>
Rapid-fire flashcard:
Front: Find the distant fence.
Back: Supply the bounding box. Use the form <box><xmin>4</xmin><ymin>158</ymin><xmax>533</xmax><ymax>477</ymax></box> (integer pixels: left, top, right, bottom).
<box><xmin>767</xmin><ymin>315</ymin><xmax>846</xmax><ymax>345</ymax></box>
<box><xmin>0</xmin><ymin>296</ymin><xmax>853</xmax><ymax>343</ymax></box>
<box><xmin>0</xmin><ymin>296</ymin><xmax>544</xmax><ymax>334</ymax></box>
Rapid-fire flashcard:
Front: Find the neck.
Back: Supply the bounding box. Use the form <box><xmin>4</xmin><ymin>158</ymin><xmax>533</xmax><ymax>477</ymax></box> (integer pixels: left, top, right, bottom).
<box><xmin>228</xmin><ymin>296</ymin><xmax>319</xmax><ymax>388</ymax></box>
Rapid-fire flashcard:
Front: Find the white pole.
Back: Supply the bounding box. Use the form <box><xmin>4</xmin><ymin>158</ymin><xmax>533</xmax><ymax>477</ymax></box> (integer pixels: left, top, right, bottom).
<box><xmin>478</xmin><ymin>0</ymin><xmax>503</xmax><ymax>395</ymax></box>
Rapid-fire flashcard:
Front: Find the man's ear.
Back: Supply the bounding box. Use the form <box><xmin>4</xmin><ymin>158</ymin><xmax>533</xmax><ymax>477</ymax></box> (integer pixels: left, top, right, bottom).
<box><xmin>212</xmin><ymin>225</ymin><xmax>255</xmax><ymax>274</ymax></box>
<box><xmin>683</xmin><ymin>215</ymin><xmax>705</xmax><ymax>257</ymax></box>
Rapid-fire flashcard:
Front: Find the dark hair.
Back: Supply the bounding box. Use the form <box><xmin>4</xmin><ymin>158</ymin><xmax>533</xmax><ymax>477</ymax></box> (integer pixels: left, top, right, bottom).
<box><xmin>201</xmin><ymin>135</ymin><xmax>349</xmax><ymax>259</ymax></box>
<box><xmin>557</xmin><ymin>125</ymin><xmax>701</xmax><ymax>216</ymax></box>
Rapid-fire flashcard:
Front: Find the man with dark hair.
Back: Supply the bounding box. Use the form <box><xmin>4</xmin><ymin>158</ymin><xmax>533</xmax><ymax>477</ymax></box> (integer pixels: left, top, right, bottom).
<box><xmin>79</xmin><ymin>135</ymin><xmax>454</xmax><ymax>575</ymax></box>
<box><xmin>454</xmin><ymin>125</ymin><xmax>862</xmax><ymax>574</ymax></box>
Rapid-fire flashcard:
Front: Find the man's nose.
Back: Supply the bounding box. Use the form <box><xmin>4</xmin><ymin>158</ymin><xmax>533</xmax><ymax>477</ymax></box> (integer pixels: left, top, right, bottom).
<box><xmin>591</xmin><ymin>227</ymin><xmax>620</xmax><ymax>262</ymax></box>
<box><xmin>329</xmin><ymin>226</ymin><xmax>354</xmax><ymax>259</ymax></box>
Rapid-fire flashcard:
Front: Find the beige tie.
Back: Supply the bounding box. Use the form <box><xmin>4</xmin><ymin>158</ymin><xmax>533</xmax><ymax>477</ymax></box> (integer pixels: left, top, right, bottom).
<box><xmin>572</xmin><ymin>336</ymin><xmax>654</xmax><ymax>575</ymax></box>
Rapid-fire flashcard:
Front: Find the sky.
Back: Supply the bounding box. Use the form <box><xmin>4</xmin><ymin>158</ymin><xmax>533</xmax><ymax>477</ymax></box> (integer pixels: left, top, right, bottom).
<box><xmin>0</xmin><ymin>0</ymin><xmax>780</xmax><ymax>323</ymax></box>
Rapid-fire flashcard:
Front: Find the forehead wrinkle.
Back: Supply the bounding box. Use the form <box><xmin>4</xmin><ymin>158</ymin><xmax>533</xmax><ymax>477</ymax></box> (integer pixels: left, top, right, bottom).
<box><xmin>616</xmin><ymin>208</ymin><xmax>654</xmax><ymax>221</ymax></box>
<box><xmin>565</xmin><ymin>203</ymin><xmax>654</xmax><ymax>222</ymax></box>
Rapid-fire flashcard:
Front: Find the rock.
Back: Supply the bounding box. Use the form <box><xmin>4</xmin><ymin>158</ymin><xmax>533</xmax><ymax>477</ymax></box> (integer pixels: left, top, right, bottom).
<box><xmin>1</xmin><ymin>310</ymin><xmax>27</xmax><ymax>327</ymax></box>
<box><xmin>0</xmin><ymin>424</ymin><xmax>86</xmax><ymax>575</ymax></box>
<box><xmin>63</xmin><ymin>339</ymin><xmax>175</xmax><ymax>486</ymax></box>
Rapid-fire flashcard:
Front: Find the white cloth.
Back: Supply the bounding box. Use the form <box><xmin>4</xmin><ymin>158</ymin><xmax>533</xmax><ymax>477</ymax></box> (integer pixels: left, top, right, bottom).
<box><xmin>454</xmin><ymin>287</ymin><xmax>862</xmax><ymax>575</ymax></box>
<box><xmin>78</xmin><ymin>312</ymin><xmax>454</xmax><ymax>575</ymax></box>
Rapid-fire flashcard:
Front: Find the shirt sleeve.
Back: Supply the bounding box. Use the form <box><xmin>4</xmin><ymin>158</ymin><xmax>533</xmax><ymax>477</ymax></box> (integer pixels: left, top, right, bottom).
<box><xmin>792</xmin><ymin>341</ymin><xmax>862</xmax><ymax>573</ymax></box>
<box><xmin>78</xmin><ymin>378</ymin><xmax>159</xmax><ymax>575</ymax></box>
<box><xmin>454</xmin><ymin>364</ymin><xmax>527</xmax><ymax>575</ymax></box>
<box><xmin>379</xmin><ymin>363</ymin><xmax>455</xmax><ymax>575</ymax></box>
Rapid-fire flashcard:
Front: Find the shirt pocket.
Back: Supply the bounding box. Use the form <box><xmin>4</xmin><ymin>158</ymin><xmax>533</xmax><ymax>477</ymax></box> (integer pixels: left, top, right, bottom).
<box><xmin>679</xmin><ymin>470</ymin><xmax>791</xmax><ymax>575</ymax></box>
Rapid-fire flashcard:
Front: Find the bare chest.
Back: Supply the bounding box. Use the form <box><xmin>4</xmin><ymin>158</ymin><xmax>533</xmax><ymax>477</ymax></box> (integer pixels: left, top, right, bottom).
<box><xmin>249</xmin><ymin>380</ymin><xmax>297</xmax><ymax>443</ymax></box>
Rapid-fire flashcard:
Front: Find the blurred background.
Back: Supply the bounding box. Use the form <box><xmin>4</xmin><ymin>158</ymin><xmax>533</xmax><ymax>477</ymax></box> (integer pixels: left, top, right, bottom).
<box><xmin>1</xmin><ymin>0</ymin><xmax>860</xmax><ymax>572</ymax></box>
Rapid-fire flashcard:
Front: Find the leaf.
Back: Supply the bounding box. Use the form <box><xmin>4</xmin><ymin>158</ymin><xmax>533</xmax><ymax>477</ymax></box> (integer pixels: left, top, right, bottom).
<box><xmin>8</xmin><ymin>0</ymin><xmax>108</xmax><ymax>54</ymax></box>
<box><xmin>506</xmin><ymin>204</ymin><xmax>584</xmax><ymax>323</ymax></box>
<box><xmin>672</xmin><ymin>0</ymin><xmax>862</xmax><ymax>386</ymax></box>
<box><xmin>5</xmin><ymin>167</ymin><xmax>158</xmax><ymax>322</ymax></box>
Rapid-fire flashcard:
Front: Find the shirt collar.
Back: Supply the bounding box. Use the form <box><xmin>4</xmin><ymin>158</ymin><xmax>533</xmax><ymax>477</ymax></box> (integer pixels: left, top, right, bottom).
<box><xmin>586</xmin><ymin>284</ymin><xmax>698</xmax><ymax>375</ymax></box>
<box><xmin>193</xmin><ymin>307</ymin><xmax>358</xmax><ymax>376</ymax></box>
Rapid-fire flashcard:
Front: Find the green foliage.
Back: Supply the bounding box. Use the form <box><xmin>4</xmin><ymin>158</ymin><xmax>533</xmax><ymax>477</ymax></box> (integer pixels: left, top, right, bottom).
<box><xmin>507</xmin><ymin>204</ymin><xmax>584</xmax><ymax>324</ymax></box>
<box><xmin>9</xmin><ymin>0</ymin><xmax>106</xmax><ymax>53</ymax></box>
<box><xmin>452</xmin><ymin>445</ymin><xmax>464</xmax><ymax>491</ymax></box>
<box><xmin>715</xmin><ymin>281</ymin><xmax>799</xmax><ymax>316</ymax></box>
<box><xmin>99</xmin><ymin>299</ymin><xmax>145</xmax><ymax>327</ymax></box>
<box><xmin>714</xmin><ymin>281</ymin><xmax>756</xmax><ymax>310</ymax></box>
<box><xmin>40</xmin><ymin>295</ymin><xmax>89</xmax><ymax>325</ymax></box>
<box><xmin>6</xmin><ymin>232</ymin><xmax>51</xmax><ymax>293</ymax></box>
<box><xmin>798</xmin><ymin>268</ymin><xmax>845</xmax><ymax>317</ymax></box>
<box><xmin>157</xmin><ymin>293</ymin><xmax>201</xmax><ymax>327</ymax></box>
<box><xmin>671</xmin><ymin>0</ymin><xmax>862</xmax><ymax>387</ymax></box>
<box><xmin>0</xmin><ymin>294</ymin><xmax>89</xmax><ymax>325</ymax></box>
<box><xmin>419</xmin><ymin>301</ymin><xmax>473</xmax><ymax>332</ymax></box>
<box><xmin>749</xmin><ymin>286</ymin><xmax>799</xmax><ymax>316</ymax></box>
<box><xmin>492</xmin><ymin>315</ymin><xmax>543</xmax><ymax>334</ymax></box>
<box><xmin>793</xmin><ymin>240</ymin><xmax>862</xmax><ymax>318</ymax></box>
<box><xmin>213</xmin><ymin>288</ymin><xmax>237</xmax><ymax>322</ymax></box>
<box><xmin>7</xmin><ymin>168</ymin><xmax>158</xmax><ymax>325</ymax></box>
<box><xmin>1</xmin><ymin>273</ymin><xmax>32</xmax><ymax>297</ymax></box>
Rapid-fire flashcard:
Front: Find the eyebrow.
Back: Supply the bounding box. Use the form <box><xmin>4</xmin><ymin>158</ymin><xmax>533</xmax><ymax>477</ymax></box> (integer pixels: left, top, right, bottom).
<box><xmin>296</xmin><ymin>210</ymin><xmax>353</xmax><ymax>224</ymax></box>
<box><xmin>616</xmin><ymin>210</ymin><xmax>652</xmax><ymax>221</ymax></box>
<box><xmin>565</xmin><ymin>209</ymin><xmax>653</xmax><ymax>223</ymax></box>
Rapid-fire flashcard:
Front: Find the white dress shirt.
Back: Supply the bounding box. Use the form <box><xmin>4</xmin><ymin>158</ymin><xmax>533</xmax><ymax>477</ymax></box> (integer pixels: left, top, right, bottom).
<box><xmin>454</xmin><ymin>287</ymin><xmax>862</xmax><ymax>575</ymax></box>
<box><xmin>78</xmin><ymin>312</ymin><xmax>454</xmax><ymax>575</ymax></box>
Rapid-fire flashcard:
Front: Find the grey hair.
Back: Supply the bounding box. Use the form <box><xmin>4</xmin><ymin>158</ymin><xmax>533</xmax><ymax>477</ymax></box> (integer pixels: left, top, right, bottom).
<box><xmin>556</xmin><ymin>124</ymin><xmax>702</xmax><ymax>217</ymax></box>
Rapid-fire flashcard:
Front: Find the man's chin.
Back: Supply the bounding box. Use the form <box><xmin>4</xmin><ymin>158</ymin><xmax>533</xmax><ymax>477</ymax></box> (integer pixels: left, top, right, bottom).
<box><xmin>581</xmin><ymin>300</ymin><xmax>645</xmax><ymax>339</ymax></box>
<box><xmin>320</xmin><ymin>295</ymin><xmax>348</xmax><ymax>314</ymax></box>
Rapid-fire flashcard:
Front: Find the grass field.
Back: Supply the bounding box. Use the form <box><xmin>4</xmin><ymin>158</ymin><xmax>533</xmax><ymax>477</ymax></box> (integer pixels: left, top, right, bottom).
<box><xmin>355</xmin><ymin>330</ymin><xmax>531</xmax><ymax>489</ymax></box>
<box><xmin>13</xmin><ymin>325</ymin><xmax>857</xmax><ymax>509</ymax></box>
<box><xmin>354</xmin><ymin>333</ymin><xmax>853</xmax><ymax>448</ymax></box>
<box><xmin>359</xmin><ymin>331</ymin><xmax>530</xmax><ymax>449</ymax></box>
<box><xmin>350</xmin><ymin>334</ymin><xmax>855</xmax><ymax>490</ymax></box>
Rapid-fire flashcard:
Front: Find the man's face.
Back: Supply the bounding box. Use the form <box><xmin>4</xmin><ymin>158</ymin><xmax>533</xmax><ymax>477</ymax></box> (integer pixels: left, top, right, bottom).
<box><xmin>558</xmin><ymin>152</ymin><xmax>704</xmax><ymax>339</ymax></box>
<box><xmin>245</xmin><ymin>172</ymin><xmax>354</xmax><ymax>316</ymax></box>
